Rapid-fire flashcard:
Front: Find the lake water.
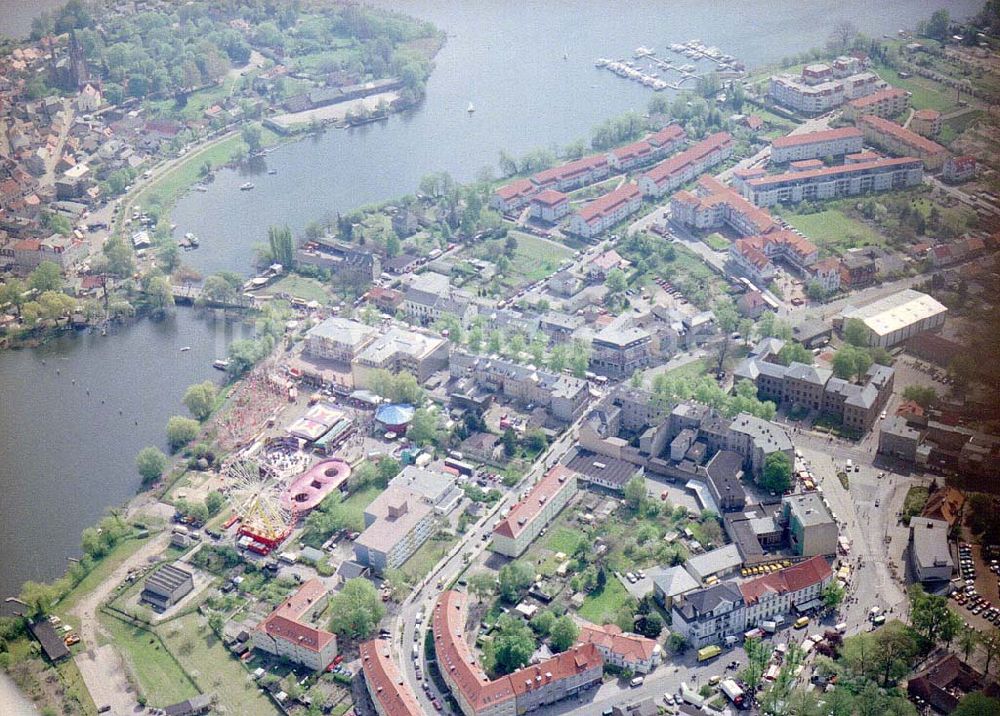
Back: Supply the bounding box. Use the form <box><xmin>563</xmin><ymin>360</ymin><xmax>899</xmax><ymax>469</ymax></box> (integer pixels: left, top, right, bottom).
<box><xmin>173</xmin><ymin>0</ymin><xmax>981</xmax><ymax>276</ymax></box>
<box><xmin>0</xmin><ymin>0</ymin><xmax>981</xmax><ymax>613</ymax></box>
<box><xmin>0</xmin><ymin>311</ymin><xmax>250</xmax><ymax>604</ymax></box>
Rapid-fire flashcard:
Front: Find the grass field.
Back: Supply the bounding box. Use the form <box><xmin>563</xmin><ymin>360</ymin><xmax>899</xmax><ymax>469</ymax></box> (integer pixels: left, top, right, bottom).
<box><xmin>340</xmin><ymin>484</ymin><xmax>382</xmax><ymax>526</ymax></box>
<box><xmin>875</xmin><ymin>65</ymin><xmax>959</xmax><ymax>113</ymax></box>
<box><xmin>902</xmin><ymin>485</ymin><xmax>930</xmax><ymax>521</ymax></box>
<box><xmin>543</xmin><ymin>527</ymin><xmax>584</xmax><ymax>555</ymax></box>
<box><xmin>508</xmin><ymin>231</ymin><xmax>574</xmax><ymax>283</ymax></box>
<box><xmin>577</xmin><ymin>579</ymin><xmax>630</xmax><ymax>624</ymax></box>
<box><xmin>702</xmin><ymin>233</ymin><xmax>730</xmax><ymax>251</ymax></box>
<box><xmin>660</xmin><ymin>357</ymin><xmax>712</xmax><ymax>383</ymax></box>
<box><xmin>777</xmin><ymin>207</ymin><xmax>886</xmax><ymax>255</ymax></box>
<box><xmin>159</xmin><ymin>612</ymin><xmax>278</xmax><ymax>715</ymax></box>
<box><xmin>401</xmin><ymin>533</ymin><xmax>459</xmax><ymax>584</ymax></box>
<box><xmin>259</xmin><ymin>275</ymin><xmax>329</xmax><ymax>303</ymax></box>
<box><xmin>101</xmin><ymin>614</ymin><xmax>199</xmax><ymax>708</ymax></box>
<box><xmin>54</xmin><ymin>536</ymin><xmax>153</xmax><ymax>620</ymax></box>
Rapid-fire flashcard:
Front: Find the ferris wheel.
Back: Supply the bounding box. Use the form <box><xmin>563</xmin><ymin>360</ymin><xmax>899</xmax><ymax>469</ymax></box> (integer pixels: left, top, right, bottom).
<box><xmin>225</xmin><ymin>458</ymin><xmax>291</xmax><ymax>545</ymax></box>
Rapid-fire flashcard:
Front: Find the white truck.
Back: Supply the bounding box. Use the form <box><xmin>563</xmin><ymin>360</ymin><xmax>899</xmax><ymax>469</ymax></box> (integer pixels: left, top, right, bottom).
<box><xmin>678</xmin><ymin>683</ymin><xmax>706</xmax><ymax>707</ymax></box>
<box><xmin>720</xmin><ymin>679</ymin><xmax>746</xmax><ymax>707</ymax></box>
<box><xmin>760</xmin><ymin>620</ymin><xmax>778</xmax><ymax>634</ymax></box>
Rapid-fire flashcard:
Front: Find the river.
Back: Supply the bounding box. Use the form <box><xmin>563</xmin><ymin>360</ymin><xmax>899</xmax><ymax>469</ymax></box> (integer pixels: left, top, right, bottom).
<box><xmin>0</xmin><ymin>0</ymin><xmax>979</xmax><ymax>663</ymax></box>
<box><xmin>0</xmin><ymin>311</ymin><xmax>250</xmax><ymax>604</ymax></box>
<box><xmin>173</xmin><ymin>0</ymin><xmax>981</xmax><ymax>275</ymax></box>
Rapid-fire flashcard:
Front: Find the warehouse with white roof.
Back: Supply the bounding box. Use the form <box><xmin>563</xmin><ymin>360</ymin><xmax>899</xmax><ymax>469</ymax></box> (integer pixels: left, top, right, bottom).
<box><xmin>839</xmin><ymin>289</ymin><xmax>947</xmax><ymax>348</ymax></box>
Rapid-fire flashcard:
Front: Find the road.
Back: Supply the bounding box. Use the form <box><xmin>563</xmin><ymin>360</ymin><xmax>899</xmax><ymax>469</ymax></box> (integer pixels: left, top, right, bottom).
<box><xmin>69</xmin><ymin>532</ymin><xmax>170</xmax><ymax>714</ymax></box>
<box><xmin>392</xmin><ymin>410</ymin><xmax>592</xmax><ymax>712</ymax></box>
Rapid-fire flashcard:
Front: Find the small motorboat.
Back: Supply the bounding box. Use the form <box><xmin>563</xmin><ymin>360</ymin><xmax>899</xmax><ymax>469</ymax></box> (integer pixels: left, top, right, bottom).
<box><xmin>180</xmin><ymin>346</ymin><xmax>191</xmax><ymax>352</ymax></box>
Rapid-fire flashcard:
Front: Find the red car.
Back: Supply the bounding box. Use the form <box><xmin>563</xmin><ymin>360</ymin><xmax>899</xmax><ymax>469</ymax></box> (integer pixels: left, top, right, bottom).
<box><xmin>432</xmin><ymin>699</ymin><xmax>443</xmax><ymax>710</ymax></box>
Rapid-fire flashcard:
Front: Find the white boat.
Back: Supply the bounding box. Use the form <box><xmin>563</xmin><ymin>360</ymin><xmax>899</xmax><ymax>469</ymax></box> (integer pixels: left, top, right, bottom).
<box><xmin>180</xmin><ymin>346</ymin><xmax>191</xmax><ymax>352</ymax></box>
<box><xmin>213</xmin><ymin>359</ymin><xmax>230</xmax><ymax>371</ymax></box>
<box><xmin>467</xmin><ymin>102</ymin><xmax>475</xmax><ymax>113</ymax></box>
<box><xmin>267</xmin><ymin>169</ymin><xmax>277</xmax><ymax>175</ymax></box>
<box><xmin>240</xmin><ymin>182</ymin><xmax>254</xmax><ymax>191</ymax></box>
<box><xmin>194</xmin><ymin>185</ymin><xmax>208</xmax><ymax>192</ymax></box>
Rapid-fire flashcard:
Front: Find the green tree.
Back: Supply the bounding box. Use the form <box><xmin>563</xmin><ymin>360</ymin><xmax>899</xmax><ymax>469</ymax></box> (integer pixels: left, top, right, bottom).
<box><xmin>713</xmin><ymin>297</ymin><xmax>739</xmax><ymax>334</ymax></box>
<box><xmin>487</xmin><ymin>615</ymin><xmax>536</xmax><ymax>676</ymax></box>
<box><xmin>667</xmin><ymin>632</ymin><xmax>689</xmax><ymax>654</ymax></box>
<box><xmin>902</xmin><ymin>385</ymin><xmax>937</xmax><ymax>408</ymax></box>
<box><xmin>741</xmin><ymin>636</ymin><xmax>774</xmax><ymax>689</ymax></box>
<box><xmin>241</xmin><ymin>123</ymin><xmax>263</xmax><ymax>154</ymax></box>
<box><xmin>909</xmin><ymin>584</ymin><xmax>962</xmax><ymax>648</ymax></box>
<box><xmin>501</xmin><ymin>427</ymin><xmax>517</xmax><ymax>457</ymax></box>
<box><xmin>156</xmin><ymin>239</ymin><xmax>180</xmax><ymax>274</ymax></box>
<box><xmin>18</xmin><ymin>581</ymin><xmax>59</xmax><ymax>618</ymax></box>
<box><xmin>844</xmin><ymin>318</ymin><xmax>870</xmax><ymax>347</ymax></box>
<box><xmin>636</xmin><ymin>611</ymin><xmax>663</xmax><ymax>639</ymax></box>
<box><xmin>205</xmin><ymin>491</ymin><xmax>224</xmax><ymax>516</ymax></box>
<box><xmin>0</xmin><ymin>278</ymin><xmax>28</xmax><ymax>317</ymax></box>
<box><xmin>468</xmin><ymin>572</ymin><xmax>497</xmax><ymax>603</ymax></box>
<box><xmin>103</xmin><ymin>235</ymin><xmax>136</xmax><ymax>278</ymax></box>
<box><xmin>623</xmin><ymin>475</ymin><xmax>647</xmax><ymax>511</ymax></box>
<box><xmin>28</xmin><ymin>261</ymin><xmax>63</xmax><ymax>293</ymax></box>
<box><xmin>166</xmin><ymin>416</ymin><xmax>199</xmax><ymax>451</ymax></box>
<box><xmin>135</xmin><ymin>446</ymin><xmax>168</xmax><ymax>485</ymax></box>
<box><xmin>778</xmin><ymin>341</ymin><xmax>813</xmax><ymax>366</ymax></box>
<box><xmin>530</xmin><ymin>610</ymin><xmax>556</xmax><ymax>636</ymax></box>
<box><xmin>925</xmin><ymin>9</ymin><xmax>951</xmax><ymax>40</ymax></box>
<box><xmin>953</xmin><ymin>693</ymin><xmax>1000</xmax><ymax>716</ymax></box>
<box><xmin>376</xmin><ymin>457</ymin><xmax>401</xmax><ymax>486</ymax></box>
<box><xmin>822</xmin><ymin>581</ymin><xmax>846</xmax><ymax>611</ymax></box>
<box><xmin>605</xmin><ymin>268</ymin><xmax>627</xmax><ymax>295</ymax></box>
<box><xmin>569</xmin><ymin>339</ymin><xmax>590</xmax><ymax>378</ymax></box>
<box><xmin>957</xmin><ymin>627</ymin><xmax>980</xmax><ymax>662</ymax></box>
<box><xmin>761</xmin><ymin>451</ymin><xmax>792</xmax><ymax>493</ymax></box>
<box><xmin>328</xmin><ymin>578</ymin><xmax>386</xmax><ymax>640</ymax></box>
<box><xmin>498</xmin><ymin>560</ymin><xmax>534</xmax><ymax>602</ymax></box>
<box><xmin>182</xmin><ymin>380</ymin><xmax>218</xmax><ymax>421</ymax></box>
<box><xmin>549</xmin><ymin>615</ymin><xmax>579</xmax><ymax>652</ymax></box>
<box><xmin>407</xmin><ymin>408</ymin><xmax>440</xmax><ymax>446</ymax></box>
<box><xmin>266</xmin><ymin>225</ymin><xmax>295</xmax><ymax>268</ymax></box>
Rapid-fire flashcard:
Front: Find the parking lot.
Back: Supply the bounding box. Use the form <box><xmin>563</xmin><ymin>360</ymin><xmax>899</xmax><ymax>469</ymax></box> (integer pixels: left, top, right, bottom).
<box><xmin>950</xmin><ymin>541</ymin><xmax>1000</xmax><ymax>631</ymax></box>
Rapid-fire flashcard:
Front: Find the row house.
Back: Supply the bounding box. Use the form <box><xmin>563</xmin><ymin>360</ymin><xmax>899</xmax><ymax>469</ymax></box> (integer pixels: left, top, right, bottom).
<box><xmin>490</xmin><ymin>177</ymin><xmax>535</xmax><ymax>213</ymax></box>
<box><xmin>671</xmin><ymin>582</ymin><xmax>746</xmax><ymax>648</ymax></box>
<box><xmin>491</xmin><ymin>466</ymin><xmax>578</xmax><ymax>557</ymax></box>
<box><xmin>739</xmin><ymin>556</ymin><xmax>833</xmax><ymax>626</ymax></box>
<box><xmin>727</xmin><ymin>230</ymin><xmax>819</xmax><ymax>283</ymax></box>
<box><xmin>567</xmin><ymin>183</ymin><xmax>642</xmax><ymax>238</ymax></box>
<box><xmin>529</xmin><ymin>189</ymin><xmax>570</xmax><ymax>223</ymax></box>
<box><xmin>360</xmin><ymin>639</ymin><xmax>423</xmax><ymax>716</ymax></box>
<box><xmin>857</xmin><ymin>115</ymin><xmax>948</xmax><ymax>170</ymax></box>
<box><xmin>433</xmin><ymin>590</ymin><xmax>603</xmax><ymax>716</ymax></box>
<box><xmin>769</xmin><ymin>127</ymin><xmax>863</xmax><ymax>164</ymax></box>
<box><xmin>638</xmin><ymin>132</ymin><xmax>734</xmax><ymax>198</ymax></box>
<box><xmin>670</xmin><ymin>175</ymin><xmax>778</xmax><ymax>237</ymax></box>
<box><xmin>253</xmin><ymin>579</ymin><xmax>338</xmax><ymax>671</ymax></box>
<box><xmin>574</xmin><ymin>621</ymin><xmax>662</xmax><ymax>674</ymax></box>
<box><xmin>531</xmin><ymin>154</ymin><xmax>610</xmax><ymax>193</ymax></box>
<box><xmin>606</xmin><ymin>124</ymin><xmax>686</xmax><ymax>171</ymax></box>
<box><xmin>842</xmin><ymin>87</ymin><xmax>910</xmax><ymax>120</ymax></box>
<box><xmin>12</xmin><ymin>233</ymin><xmax>86</xmax><ymax>272</ymax></box>
<box><xmin>743</xmin><ymin>157</ymin><xmax>924</xmax><ymax>207</ymax></box>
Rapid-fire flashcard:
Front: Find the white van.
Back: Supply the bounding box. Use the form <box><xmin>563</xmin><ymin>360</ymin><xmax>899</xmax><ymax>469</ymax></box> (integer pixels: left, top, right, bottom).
<box><xmin>630</xmin><ymin>676</ymin><xmax>645</xmax><ymax>688</ymax></box>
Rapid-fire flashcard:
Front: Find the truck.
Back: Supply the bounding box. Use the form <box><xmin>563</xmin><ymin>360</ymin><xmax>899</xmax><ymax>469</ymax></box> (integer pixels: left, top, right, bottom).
<box><xmin>697</xmin><ymin>644</ymin><xmax>722</xmax><ymax>662</ymax></box>
<box><xmin>678</xmin><ymin>683</ymin><xmax>706</xmax><ymax>707</ymax></box>
<box><xmin>720</xmin><ymin>679</ymin><xmax>746</xmax><ymax>708</ymax></box>
<box><xmin>760</xmin><ymin>620</ymin><xmax>778</xmax><ymax>634</ymax></box>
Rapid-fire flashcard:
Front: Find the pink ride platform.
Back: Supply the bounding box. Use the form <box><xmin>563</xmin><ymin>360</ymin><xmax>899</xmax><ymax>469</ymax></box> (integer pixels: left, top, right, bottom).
<box><xmin>281</xmin><ymin>459</ymin><xmax>351</xmax><ymax>512</ymax></box>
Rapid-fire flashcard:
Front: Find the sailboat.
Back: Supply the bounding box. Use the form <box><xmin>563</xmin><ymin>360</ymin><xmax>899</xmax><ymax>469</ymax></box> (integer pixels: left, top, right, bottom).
<box><xmin>467</xmin><ymin>101</ymin><xmax>475</xmax><ymax>114</ymax></box>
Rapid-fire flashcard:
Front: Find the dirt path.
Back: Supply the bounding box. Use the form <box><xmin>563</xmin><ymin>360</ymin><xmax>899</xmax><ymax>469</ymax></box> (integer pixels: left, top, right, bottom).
<box><xmin>69</xmin><ymin>532</ymin><xmax>170</xmax><ymax>712</ymax></box>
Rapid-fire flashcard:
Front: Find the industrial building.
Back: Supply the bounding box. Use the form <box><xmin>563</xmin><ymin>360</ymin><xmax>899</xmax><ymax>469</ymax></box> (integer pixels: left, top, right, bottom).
<box><xmin>838</xmin><ymin>289</ymin><xmax>948</xmax><ymax>348</ymax></box>
<box><xmin>140</xmin><ymin>563</ymin><xmax>194</xmax><ymax>611</ymax></box>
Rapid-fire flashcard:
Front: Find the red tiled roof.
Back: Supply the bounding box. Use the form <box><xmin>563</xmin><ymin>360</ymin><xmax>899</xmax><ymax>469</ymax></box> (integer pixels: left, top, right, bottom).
<box><xmin>687</xmin><ymin>175</ymin><xmax>779</xmax><ymax>236</ymax></box>
<box><xmin>432</xmin><ymin>591</ymin><xmax>602</xmax><ymax>712</ymax></box>
<box><xmin>913</xmin><ymin>109</ymin><xmax>941</xmax><ymax>121</ymax></box>
<box><xmin>847</xmin><ymin>88</ymin><xmax>907</xmax><ymax>108</ymax></box>
<box><xmin>578</xmin><ymin>183</ymin><xmax>640</xmax><ymax>224</ymax></box>
<box><xmin>575</xmin><ymin>621</ymin><xmax>658</xmax><ymax>663</ymax></box>
<box><xmin>790</xmin><ymin>159</ymin><xmax>824</xmax><ymax>170</ymax></box>
<box><xmin>496</xmin><ymin>178</ymin><xmax>534</xmax><ymax>201</ymax></box>
<box><xmin>360</xmin><ymin>639</ymin><xmax>423</xmax><ymax>716</ymax></box>
<box><xmin>643</xmin><ymin>132</ymin><xmax>732</xmax><ymax>186</ymax></box>
<box><xmin>13</xmin><ymin>239</ymin><xmax>40</xmax><ymax>251</ymax></box>
<box><xmin>858</xmin><ymin>115</ymin><xmax>947</xmax><ymax>156</ymax></box>
<box><xmin>256</xmin><ymin>579</ymin><xmax>336</xmax><ymax>654</ymax></box>
<box><xmin>747</xmin><ymin>157</ymin><xmax>923</xmax><ymax>187</ymax></box>
<box><xmin>532</xmin><ymin>154</ymin><xmax>607</xmax><ymax>186</ymax></box>
<box><xmin>771</xmin><ymin>127</ymin><xmax>862</xmax><ymax>149</ymax></box>
<box><xmin>646</xmin><ymin>124</ymin><xmax>686</xmax><ymax>147</ymax></box>
<box><xmin>611</xmin><ymin>140</ymin><xmax>653</xmax><ymax>161</ymax></box>
<box><xmin>531</xmin><ymin>189</ymin><xmax>568</xmax><ymax>207</ymax></box>
<box><xmin>493</xmin><ymin>466</ymin><xmax>576</xmax><ymax>540</ymax></box>
<box><xmin>739</xmin><ymin>556</ymin><xmax>832</xmax><ymax>605</ymax></box>
<box><xmin>591</xmin><ymin>249</ymin><xmax>627</xmax><ymax>271</ymax></box>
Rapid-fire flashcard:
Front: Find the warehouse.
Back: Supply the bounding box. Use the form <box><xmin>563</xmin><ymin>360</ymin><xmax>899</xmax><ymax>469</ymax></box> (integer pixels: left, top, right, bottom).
<box><xmin>838</xmin><ymin>289</ymin><xmax>947</xmax><ymax>348</ymax></box>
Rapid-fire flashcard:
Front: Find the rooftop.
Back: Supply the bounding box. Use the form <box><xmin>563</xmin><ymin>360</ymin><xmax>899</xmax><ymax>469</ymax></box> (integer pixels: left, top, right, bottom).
<box><xmin>747</xmin><ymin>157</ymin><xmax>922</xmax><ymax>188</ymax></box>
<box><xmin>784</xmin><ymin>492</ymin><xmax>834</xmax><ymax>528</ymax></box>
<box><xmin>858</xmin><ymin>114</ymin><xmax>947</xmax><ymax>155</ymax></box>
<box><xmin>771</xmin><ymin>127</ymin><xmax>862</xmax><ymax>149</ymax></box>
<box><xmin>494</xmin><ymin>466</ymin><xmax>577</xmax><ymax>541</ymax></box>
<box><xmin>360</xmin><ymin>639</ymin><xmax>423</xmax><ymax>716</ymax></box>
<box><xmin>356</xmin><ymin>486</ymin><xmax>433</xmax><ymax>553</ymax></box>
<box><xmin>739</xmin><ymin>556</ymin><xmax>832</xmax><ymax>605</ymax></box>
<box><xmin>306</xmin><ymin>317</ymin><xmax>378</xmax><ymax>348</ymax></box>
<box><xmin>840</xmin><ymin>289</ymin><xmax>947</xmax><ymax>338</ymax></box>
<box><xmin>909</xmin><ymin>517</ymin><xmax>954</xmax><ymax>572</ymax></box>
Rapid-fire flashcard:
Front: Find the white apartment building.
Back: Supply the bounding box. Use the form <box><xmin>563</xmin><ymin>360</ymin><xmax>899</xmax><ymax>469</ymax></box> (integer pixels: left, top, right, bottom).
<box><xmin>770</xmin><ymin>127</ymin><xmax>863</xmax><ymax>164</ymax></box>
<box><xmin>491</xmin><ymin>466</ymin><xmax>577</xmax><ymax>557</ymax></box>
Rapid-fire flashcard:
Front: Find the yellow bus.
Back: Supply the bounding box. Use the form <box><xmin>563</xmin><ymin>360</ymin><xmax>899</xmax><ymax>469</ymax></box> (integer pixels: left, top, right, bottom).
<box><xmin>697</xmin><ymin>645</ymin><xmax>722</xmax><ymax>662</ymax></box>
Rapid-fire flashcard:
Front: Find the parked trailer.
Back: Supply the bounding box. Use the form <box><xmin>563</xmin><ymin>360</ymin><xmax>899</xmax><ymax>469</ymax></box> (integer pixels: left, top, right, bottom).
<box><xmin>720</xmin><ymin>679</ymin><xmax>745</xmax><ymax>707</ymax></box>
